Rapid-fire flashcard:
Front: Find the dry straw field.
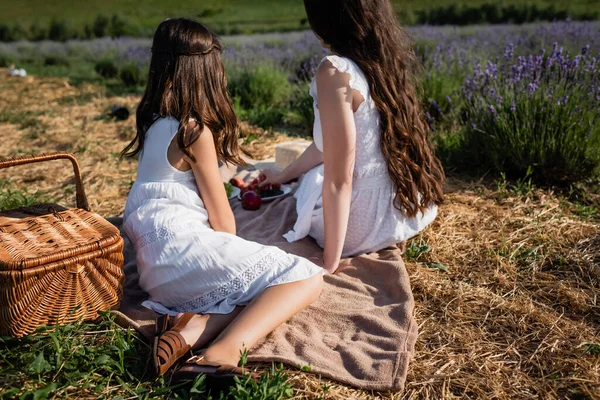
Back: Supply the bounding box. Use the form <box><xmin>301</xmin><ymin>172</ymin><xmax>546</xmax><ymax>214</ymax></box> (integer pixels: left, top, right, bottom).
<box><xmin>1</xmin><ymin>72</ymin><xmax>599</xmax><ymax>399</ymax></box>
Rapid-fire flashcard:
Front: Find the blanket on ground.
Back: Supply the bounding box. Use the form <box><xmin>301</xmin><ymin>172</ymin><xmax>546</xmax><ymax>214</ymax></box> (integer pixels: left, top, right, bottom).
<box><xmin>111</xmin><ymin>190</ymin><xmax>417</xmax><ymax>392</ymax></box>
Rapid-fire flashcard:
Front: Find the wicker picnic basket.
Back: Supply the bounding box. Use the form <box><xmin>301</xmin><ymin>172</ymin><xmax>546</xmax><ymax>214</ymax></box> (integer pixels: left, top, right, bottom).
<box><xmin>0</xmin><ymin>152</ymin><xmax>124</xmax><ymax>337</ymax></box>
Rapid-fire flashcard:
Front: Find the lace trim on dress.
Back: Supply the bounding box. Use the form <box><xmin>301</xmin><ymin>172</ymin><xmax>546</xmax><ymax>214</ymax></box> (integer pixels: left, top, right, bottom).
<box><xmin>135</xmin><ymin>223</ymin><xmax>206</xmax><ymax>249</ymax></box>
<box><xmin>172</xmin><ymin>249</ymin><xmax>281</xmax><ymax>313</ymax></box>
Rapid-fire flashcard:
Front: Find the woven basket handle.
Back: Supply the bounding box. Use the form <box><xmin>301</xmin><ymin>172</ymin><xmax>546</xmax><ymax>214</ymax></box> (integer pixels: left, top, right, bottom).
<box><xmin>0</xmin><ymin>152</ymin><xmax>90</xmax><ymax>211</ymax></box>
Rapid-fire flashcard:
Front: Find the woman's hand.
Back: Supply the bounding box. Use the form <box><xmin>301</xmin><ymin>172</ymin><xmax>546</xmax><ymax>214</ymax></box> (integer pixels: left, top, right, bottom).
<box><xmin>258</xmin><ymin>168</ymin><xmax>285</xmax><ymax>188</ymax></box>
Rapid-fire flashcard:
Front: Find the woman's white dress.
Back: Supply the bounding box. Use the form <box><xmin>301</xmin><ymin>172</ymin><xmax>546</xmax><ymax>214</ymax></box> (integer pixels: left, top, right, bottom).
<box><xmin>284</xmin><ymin>55</ymin><xmax>438</xmax><ymax>257</ymax></box>
<box><xmin>123</xmin><ymin>117</ymin><xmax>322</xmax><ymax>316</ymax></box>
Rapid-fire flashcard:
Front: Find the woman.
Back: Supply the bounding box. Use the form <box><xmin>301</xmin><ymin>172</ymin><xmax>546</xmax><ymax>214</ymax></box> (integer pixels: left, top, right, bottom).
<box><xmin>261</xmin><ymin>0</ymin><xmax>445</xmax><ymax>274</ymax></box>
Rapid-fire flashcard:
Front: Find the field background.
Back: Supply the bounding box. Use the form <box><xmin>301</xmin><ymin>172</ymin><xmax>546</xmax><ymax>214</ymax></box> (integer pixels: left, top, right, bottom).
<box><xmin>1</xmin><ymin>0</ymin><xmax>599</xmax><ymax>35</ymax></box>
<box><xmin>0</xmin><ymin>0</ymin><xmax>599</xmax><ymax>398</ymax></box>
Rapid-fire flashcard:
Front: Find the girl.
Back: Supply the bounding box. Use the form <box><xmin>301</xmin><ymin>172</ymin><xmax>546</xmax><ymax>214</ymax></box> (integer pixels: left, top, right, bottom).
<box><xmin>261</xmin><ymin>0</ymin><xmax>445</xmax><ymax>274</ymax></box>
<box><xmin>121</xmin><ymin>19</ymin><xmax>323</xmax><ymax>382</ymax></box>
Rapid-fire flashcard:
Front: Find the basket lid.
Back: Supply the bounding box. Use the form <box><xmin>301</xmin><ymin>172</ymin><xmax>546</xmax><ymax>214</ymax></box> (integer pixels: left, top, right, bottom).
<box><xmin>0</xmin><ymin>204</ymin><xmax>122</xmax><ymax>271</ymax></box>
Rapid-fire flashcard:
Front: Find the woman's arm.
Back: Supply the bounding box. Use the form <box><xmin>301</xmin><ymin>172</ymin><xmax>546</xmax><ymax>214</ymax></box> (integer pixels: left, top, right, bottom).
<box><xmin>186</xmin><ymin>123</ymin><xmax>236</xmax><ymax>235</ymax></box>
<box><xmin>260</xmin><ymin>142</ymin><xmax>323</xmax><ymax>186</ymax></box>
<box><xmin>317</xmin><ymin>60</ymin><xmax>356</xmax><ymax>274</ymax></box>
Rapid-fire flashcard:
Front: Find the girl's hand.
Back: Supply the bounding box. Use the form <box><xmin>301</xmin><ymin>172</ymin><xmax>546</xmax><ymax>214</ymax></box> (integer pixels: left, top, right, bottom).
<box><xmin>258</xmin><ymin>168</ymin><xmax>285</xmax><ymax>188</ymax></box>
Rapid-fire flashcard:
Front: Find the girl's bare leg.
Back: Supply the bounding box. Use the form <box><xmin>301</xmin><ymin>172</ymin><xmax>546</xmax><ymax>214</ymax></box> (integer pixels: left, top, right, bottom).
<box><xmin>200</xmin><ymin>273</ymin><xmax>323</xmax><ymax>365</ymax></box>
<box><xmin>178</xmin><ymin>308</ymin><xmax>243</xmax><ymax>351</ymax></box>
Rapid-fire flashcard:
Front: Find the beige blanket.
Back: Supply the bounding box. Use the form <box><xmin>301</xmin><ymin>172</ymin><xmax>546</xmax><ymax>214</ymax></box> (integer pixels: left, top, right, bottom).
<box><xmin>111</xmin><ymin>194</ymin><xmax>417</xmax><ymax>392</ymax></box>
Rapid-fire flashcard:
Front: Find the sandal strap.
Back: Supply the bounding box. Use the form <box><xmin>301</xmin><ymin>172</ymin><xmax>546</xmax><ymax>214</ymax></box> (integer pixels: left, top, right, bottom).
<box><xmin>185</xmin><ymin>355</ymin><xmax>245</xmax><ymax>375</ymax></box>
<box><xmin>155</xmin><ymin>314</ymin><xmax>171</xmax><ymax>336</ymax></box>
<box><xmin>155</xmin><ymin>330</ymin><xmax>192</xmax><ymax>374</ymax></box>
<box><xmin>171</xmin><ymin>312</ymin><xmax>197</xmax><ymax>333</ymax></box>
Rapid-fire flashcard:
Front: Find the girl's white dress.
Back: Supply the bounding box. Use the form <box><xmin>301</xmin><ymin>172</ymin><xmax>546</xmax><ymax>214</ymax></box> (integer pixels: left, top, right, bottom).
<box><xmin>123</xmin><ymin>117</ymin><xmax>322</xmax><ymax>316</ymax></box>
<box><xmin>284</xmin><ymin>55</ymin><xmax>438</xmax><ymax>257</ymax></box>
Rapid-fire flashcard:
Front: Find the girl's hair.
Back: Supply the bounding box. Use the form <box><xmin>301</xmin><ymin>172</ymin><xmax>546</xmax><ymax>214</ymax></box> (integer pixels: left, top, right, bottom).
<box><xmin>122</xmin><ymin>18</ymin><xmax>244</xmax><ymax>165</ymax></box>
<box><xmin>304</xmin><ymin>0</ymin><xmax>445</xmax><ymax>217</ymax></box>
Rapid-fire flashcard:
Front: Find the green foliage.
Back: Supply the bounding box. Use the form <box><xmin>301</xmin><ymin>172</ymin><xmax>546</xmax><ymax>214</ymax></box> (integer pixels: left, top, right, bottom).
<box><xmin>415</xmin><ymin>2</ymin><xmax>599</xmax><ymax>26</ymax></box>
<box><xmin>92</xmin><ymin>14</ymin><xmax>110</xmax><ymax>38</ymax></box>
<box><xmin>94</xmin><ymin>59</ymin><xmax>119</xmax><ymax>79</ymax></box>
<box><xmin>43</xmin><ymin>55</ymin><xmax>70</xmax><ymax>67</ymax></box>
<box><xmin>0</xmin><ymin>313</ymin><xmax>299</xmax><ymax>399</ymax></box>
<box><xmin>285</xmin><ymin>83</ymin><xmax>314</xmax><ymax>133</ymax></box>
<box><xmin>48</xmin><ymin>19</ymin><xmax>74</xmax><ymax>42</ymax></box>
<box><xmin>0</xmin><ymin>22</ymin><xmax>25</xmax><ymax>41</ymax></box>
<box><xmin>0</xmin><ymin>13</ymin><xmax>136</xmax><ymax>42</ymax></box>
<box><xmin>229</xmin><ymin>64</ymin><xmax>293</xmax><ymax>129</ymax></box>
<box><xmin>110</xmin><ymin>14</ymin><xmax>129</xmax><ymax>38</ymax></box>
<box><xmin>580</xmin><ymin>342</ymin><xmax>600</xmax><ymax>356</ymax></box>
<box><xmin>28</xmin><ymin>22</ymin><xmax>48</xmax><ymax>41</ymax></box>
<box><xmin>405</xmin><ymin>238</ymin><xmax>431</xmax><ymax>261</ymax></box>
<box><xmin>0</xmin><ymin>1</ymin><xmax>597</xmax><ymax>42</ymax></box>
<box><xmin>230</xmin><ymin>363</ymin><xmax>294</xmax><ymax>400</ymax></box>
<box><xmin>0</xmin><ymin>53</ymin><xmax>9</xmax><ymax>68</ymax></box>
<box><xmin>0</xmin><ymin>180</ymin><xmax>48</xmax><ymax>211</ymax></box>
<box><xmin>229</xmin><ymin>64</ymin><xmax>292</xmax><ymax>110</ymax></box>
<box><xmin>461</xmin><ymin>84</ymin><xmax>600</xmax><ymax>185</ymax></box>
<box><xmin>119</xmin><ymin>63</ymin><xmax>143</xmax><ymax>87</ymax></box>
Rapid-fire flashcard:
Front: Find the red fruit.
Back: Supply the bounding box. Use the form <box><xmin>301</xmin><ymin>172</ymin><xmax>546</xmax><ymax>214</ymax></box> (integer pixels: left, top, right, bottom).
<box><xmin>258</xmin><ymin>173</ymin><xmax>267</xmax><ymax>183</ymax></box>
<box><xmin>229</xmin><ymin>177</ymin><xmax>246</xmax><ymax>189</ymax></box>
<box><xmin>242</xmin><ymin>191</ymin><xmax>262</xmax><ymax>210</ymax></box>
<box><xmin>272</xmin><ymin>183</ymin><xmax>281</xmax><ymax>190</ymax></box>
<box><xmin>251</xmin><ymin>178</ymin><xmax>259</xmax><ymax>185</ymax></box>
<box><xmin>240</xmin><ymin>187</ymin><xmax>249</xmax><ymax>196</ymax></box>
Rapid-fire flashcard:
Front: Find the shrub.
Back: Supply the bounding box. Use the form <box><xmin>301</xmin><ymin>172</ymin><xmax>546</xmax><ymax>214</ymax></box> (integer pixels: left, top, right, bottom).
<box><xmin>95</xmin><ymin>59</ymin><xmax>119</xmax><ymax>79</ymax></box>
<box><xmin>415</xmin><ymin>3</ymin><xmax>594</xmax><ymax>26</ymax></box>
<box><xmin>93</xmin><ymin>15</ymin><xmax>110</xmax><ymax>38</ymax></box>
<box><xmin>0</xmin><ymin>23</ymin><xmax>26</xmax><ymax>41</ymax></box>
<box><xmin>238</xmin><ymin>106</ymin><xmax>286</xmax><ymax>129</ymax></box>
<box><xmin>110</xmin><ymin>14</ymin><xmax>128</xmax><ymax>38</ymax></box>
<box><xmin>285</xmin><ymin>83</ymin><xmax>314</xmax><ymax>133</ymax></box>
<box><xmin>119</xmin><ymin>63</ymin><xmax>143</xmax><ymax>86</ymax></box>
<box><xmin>48</xmin><ymin>19</ymin><xmax>73</xmax><ymax>42</ymax></box>
<box><xmin>28</xmin><ymin>22</ymin><xmax>48</xmax><ymax>41</ymax></box>
<box><xmin>228</xmin><ymin>64</ymin><xmax>292</xmax><ymax>110</ymax></box>
<box><xmin>458</xmin><ymin>44</ymin><xmax>600</xmax><ymax>184</ymax></box>
<box><xmin>0</xmin><ymin>53</ymin><xmax>10</xmax><ymax>68</ymax></box>
<box><xmin>44</xmin><ymin>55</ymin><xmax>70</xmax><ymax>66</ymax></box>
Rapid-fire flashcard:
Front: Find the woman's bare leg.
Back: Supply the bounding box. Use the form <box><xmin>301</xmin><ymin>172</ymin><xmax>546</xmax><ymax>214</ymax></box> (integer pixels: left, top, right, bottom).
<box><xmin>200</xmin><ymin>273</ymin><xmax>323</xmax><ymax>365</ymax></box>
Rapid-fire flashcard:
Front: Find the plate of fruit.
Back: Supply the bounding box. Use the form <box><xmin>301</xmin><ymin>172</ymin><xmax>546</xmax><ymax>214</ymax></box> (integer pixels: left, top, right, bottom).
<box><xmin>229</xmin><ymin>177</ymin><xmax>292</xmax><ymax>210</ymax></box>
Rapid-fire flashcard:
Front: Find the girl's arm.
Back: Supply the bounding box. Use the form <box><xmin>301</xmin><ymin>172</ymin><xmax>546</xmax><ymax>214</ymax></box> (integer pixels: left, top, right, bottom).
<box><xmin>186</xmin><ymin>123</ymin><xmax>236</xmax><ymax>235</ymax></box>
<box><xmin>260</xmin><ymin>142</ymin><xmax>323</xmax><ymax>186</ymax></box>
<box><xmin>317</xmin><ymin>60</ymin><xmax>356</xmax><ymax>274</ymax></box>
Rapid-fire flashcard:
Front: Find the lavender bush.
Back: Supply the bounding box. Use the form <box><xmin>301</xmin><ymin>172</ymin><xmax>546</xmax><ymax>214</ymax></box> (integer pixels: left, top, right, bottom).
<box><xmin>460</xmin><ymin>43</ymin><xmax>600</xmax><ymax>182</ymax></box>
<box><xmin>1</xmin><ymin>21</ymin><xmax>599</xmax><ymax>182</ymax></box>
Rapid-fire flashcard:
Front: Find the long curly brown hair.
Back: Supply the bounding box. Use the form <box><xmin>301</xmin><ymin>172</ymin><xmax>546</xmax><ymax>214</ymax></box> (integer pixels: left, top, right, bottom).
<box><xmin>122</xmin><ymin>18</ymin><xmax>244</xmax><ymax>166</ymax></box>
<box><xmin>304</xmin><ymin>0</ymin><xmax>445</xmax><ymax>217</ymax></box>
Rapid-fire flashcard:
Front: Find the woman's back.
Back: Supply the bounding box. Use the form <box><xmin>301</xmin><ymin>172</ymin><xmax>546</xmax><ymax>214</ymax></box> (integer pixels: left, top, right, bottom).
<box><xmin>286</xmin><ymin>54</ymin><xmax>438</xmax><ymax>257</ymax></box>
<box><xmin>311</xmin><ymin>55</ymin><xmax>387</xmax><ymax>180</ymax></box>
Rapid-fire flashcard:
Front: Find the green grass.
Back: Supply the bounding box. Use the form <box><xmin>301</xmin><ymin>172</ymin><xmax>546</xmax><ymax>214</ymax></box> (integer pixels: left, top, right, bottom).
<box><xmin>1</xmin><ymin>0</ymin><xmax>597</xmax><ymax>36</ymax></box>
<box><xmin>0</xmin><ymin>312</ymin><xmax>302</xmax><ymax>399</ymax></box>
<box><xmin>0</xmin><ymin>180</ymin><xmax>49</xmax><ymax>211</ymax></box>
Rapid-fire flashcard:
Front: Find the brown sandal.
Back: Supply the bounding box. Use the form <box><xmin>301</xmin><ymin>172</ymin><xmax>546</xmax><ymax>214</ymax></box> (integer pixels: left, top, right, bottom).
<box><xmin>171</xmin><ymin>354</ymin><xmax>258</xmax><ymax>390</ymax></box>
<box><xmin>153</xmin><ymin>312</ymin><xmax>196</xmax><ymax>376</ymax></box>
